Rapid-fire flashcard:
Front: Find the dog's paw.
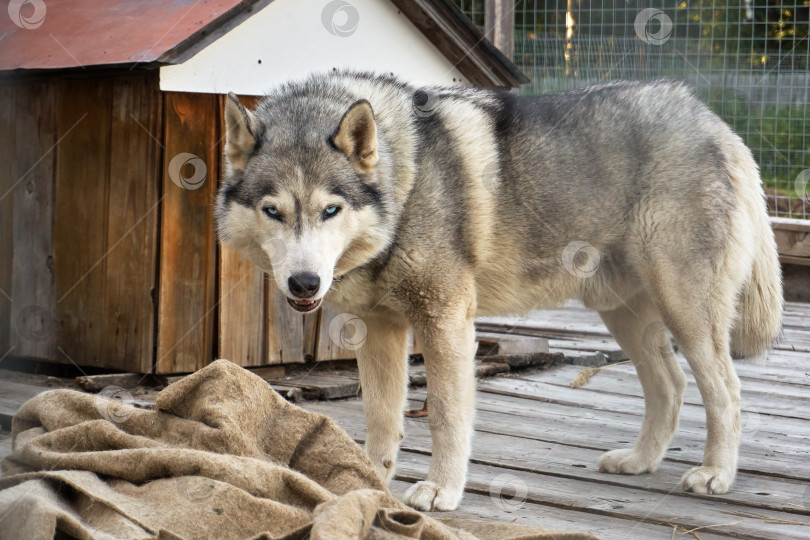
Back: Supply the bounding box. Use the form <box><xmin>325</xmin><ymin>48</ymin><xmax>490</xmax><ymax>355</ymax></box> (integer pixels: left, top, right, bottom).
<box><xmin>404</xmin><ymin>480</ymin><xmax>463</xmax><ymax>511</ymax></box>
<box><xmin>598</xmin><ymin>448</ymin><xmax>658</xmax><ymax>475</ymax></box>
<box><xmin>680</xmin><ymin>465</ymin><xmax>733</xmax><ymax>494</ymax></box>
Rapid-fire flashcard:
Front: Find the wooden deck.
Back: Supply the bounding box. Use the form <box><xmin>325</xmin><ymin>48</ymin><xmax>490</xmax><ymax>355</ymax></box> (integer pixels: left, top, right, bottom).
<box><xmin>304</xmin><ymin>302</ymin><xmax>810</xmax><ymax>540</ymax></box>
<box><xmin>0</xmin><ymin>302</ymin><xmax>808</xmax><ymax>539</ymax></box>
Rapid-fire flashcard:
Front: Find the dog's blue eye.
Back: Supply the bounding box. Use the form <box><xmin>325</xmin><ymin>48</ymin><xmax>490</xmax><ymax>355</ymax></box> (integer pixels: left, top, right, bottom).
<box><xmin>263</xmin><ymin>206</ymin><xmax>281</xmax><ymax>220</ymax></box>
<box><xmin>323</xmin><ymin>205</ymin><xmax>341</xmax><ymax>220</ymax></box>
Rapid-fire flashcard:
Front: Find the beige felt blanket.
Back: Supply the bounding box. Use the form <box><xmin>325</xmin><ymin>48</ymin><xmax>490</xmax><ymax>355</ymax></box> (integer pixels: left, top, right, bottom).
<box><xmin>0</xmin><ymin>359</ymin><xmax>598</xmax><ymax>540</ymax></box>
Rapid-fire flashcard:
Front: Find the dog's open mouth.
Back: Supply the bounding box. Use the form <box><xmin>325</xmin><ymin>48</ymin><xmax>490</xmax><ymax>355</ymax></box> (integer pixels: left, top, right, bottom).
<box><xmin>287</xmin><ymin>298</ymin><xmax>322</xmax><ymax>313</ymax></box>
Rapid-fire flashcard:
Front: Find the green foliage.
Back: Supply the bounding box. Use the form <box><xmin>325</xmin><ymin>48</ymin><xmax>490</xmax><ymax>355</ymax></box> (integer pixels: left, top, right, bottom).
<box><xmin>704</xmin><ymin>87</ymin><xmax>810</xmax><ymax>194</ymax></box>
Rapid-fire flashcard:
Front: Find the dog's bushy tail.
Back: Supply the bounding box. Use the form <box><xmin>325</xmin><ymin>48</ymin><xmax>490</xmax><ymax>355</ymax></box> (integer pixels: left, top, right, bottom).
<box><xmin>727</xmin><ymin>141</ymin><xmax>784</xmax><ymax>359</ymax></box>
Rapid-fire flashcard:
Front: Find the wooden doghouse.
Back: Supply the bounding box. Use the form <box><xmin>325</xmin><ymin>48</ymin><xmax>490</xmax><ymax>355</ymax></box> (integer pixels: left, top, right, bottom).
<box><xmin>0</xmin><ymin>0</ymin><xmax>526</xmax><ymax>374</ymax></box>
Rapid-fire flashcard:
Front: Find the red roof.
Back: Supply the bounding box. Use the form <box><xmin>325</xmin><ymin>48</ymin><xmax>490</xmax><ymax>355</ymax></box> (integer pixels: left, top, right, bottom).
<box><xmin>0</xmin><ymin>0</ymin><xmax>252</xmax><ymax>71</ymax></box>
<box><xmin>0</xmin><ymin>0</ymin><xmax>527</xmax><ymax>88</ymax></box>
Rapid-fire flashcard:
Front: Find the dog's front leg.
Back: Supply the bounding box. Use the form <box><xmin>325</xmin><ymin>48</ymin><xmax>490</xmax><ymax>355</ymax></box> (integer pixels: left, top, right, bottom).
<box><xmin>355</xmin><ymin>311</ymin><xmax>410</xmax><ymax>483</ymax></box>
<box><xmin>404</xmin><ymin>296</ymin><xmax>477</xmax><ymax>511</ymax></box>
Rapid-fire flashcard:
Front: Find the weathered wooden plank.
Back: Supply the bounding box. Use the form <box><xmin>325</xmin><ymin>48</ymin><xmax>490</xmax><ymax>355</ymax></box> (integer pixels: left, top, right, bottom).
<box><xmin>728</xmin><ymin>361</ymin><xmax>810</xmax><ymax>387</ymax></box>
<box><xmin>481</xmin><ymin>308</ymin><xmax>810</xmax><ymax>353</ymax></box>
<box><xmin>486</xmin><ymin>351</ymin><xmax>563</xmax><ymax>369</ymax></box>
<box><xmin>531</xmin><ymin>360</ymin><xmax>810</xmax><ymax>402</ymax></box>
<box><xmin>547</xmin><ymin>338</ymin><xmax>628</xmax><ymax>362</ymax></box>
<box><xmin>54</xmin><ymin>78</ymin><xmax>113</xmax><ymax>366</ymax></box>
<box><xmin>155</xmin><ymin>92</ymin><xmax>219</xmax><ymax>374</ymax></box>
<box><xmin>466</xmin><ymin>389</ymin><xmax>810</xmax><ymax>459</ymax></box>
<box><xmin>389</xmin><ymin>481</ymin><xmax>724</xmax><ymax>540</ymax></box>
<box><xmin>476</xmin><ymin>316</ymin><xmax>611</xmax><ymax>341</ymax></box>
<box><xmin>311</xmin><ymin>391</ymin><xmax>810</xmax><ymax>486</ymax></box>
<box><xmin>12</xmin><ymin>81</ymin><xmax>58</xmax><ymax>360</ymax></box>
<box><xmin>472</xmin><ymin>382</ymin><xmax>810</xmax><ymax>478</ymax></box>
<box><xmin>219</xmin><ymin>244</ymin><xmax>265</xmax><ymax>366</ymax></box>
<box><xmin>474</xmin><ymin>397</ymin><xmax>810</xmax><ymax>478</ymax></box>
<box><xmin>779</xmin><ymin>254</ymin><xmax>810</xmax><ymax>266</ymax></box>
<box><xmin>302</xmin><ymin>309</ymin><xmax>319</xmax><ymax>361</ymax></box>
<box><xmin>266</xmin><ymin>382</ymin><xmax>304</xmax><ymax>403</ymax></box>
<box><xmin>217</xmin><ymin>95</ymin><xmax>265</xmax><ymax>368</ymax></box>
<box><xmin>518</xmin><ymin>364</ymin><xmax>810</xmax><ymax>421</ymax></box>
<box><xmin>773</xmin><ymin>222</ymin><xmax>810</xmax><ymax>258</ymax></box>
<box><xmin>104</xmin><ymin>74</ymin><xmax>162</xmax><ymax>373</ymax></box>
<box><xmin>0</xmin><ymin>84</ymin><xmax>14</xmax><ymax>355</ymax></box>
<box><xmin>548</xmin><ymin>348</ymin><xmax>607</xmax><ymax>366</ymax></box>
<box><xmin>476</xmin><ymin>331</ymin><xmax>549</xmax><ymax>355</ymax></box>
<box><xmin>307</xmin><ymin>398</ymin><xmax>810</xmax><ymax>517</ymax></box>
<box><xmin>75</xmin><ymin>373</ymin><xmax>145</xmax><ymax>392</ymax></box>
<box><xmin>0</xmin><ymin>379</ymin><xmax>47</xmax><ymax>426</ymax></box>
<box><xmin>268</xmin><ymin>373</ymin><xmax>359</xmax><ymax>400</ymax></box>
<box><xmin>396</xmin><ymin>453</ymin><xmax>810</xmax><ymax>540</ymax></box>
<box><xmin>245</xmin><ymin>365</ymin><xmax>285</xmax><ymax>379</ymax></box>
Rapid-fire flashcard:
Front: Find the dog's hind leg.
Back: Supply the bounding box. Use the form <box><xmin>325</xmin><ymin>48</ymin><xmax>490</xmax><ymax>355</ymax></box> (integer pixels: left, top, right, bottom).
<box><xmin>403</xmin><ymin>289</ymin><xmax>477</xmax><ymax>512</ymax></box>
<box><xmin>598</xmin><ymin>291</ymin><xmax>687</xmax><ymax>475</ymax></box>
<box><xmin>356</xmin><ymin>310</ymin><xmax>411</xmax><ymax>484</ymax></box>
<box><xmin>644</xmin><ymin>261</ymin><xmax>744</xmax><ymax>494</ymax></box>
<box><xmin>666</xmin><ymin>302</ymin><xmax>742</xmax><ymax>495</ymax></box>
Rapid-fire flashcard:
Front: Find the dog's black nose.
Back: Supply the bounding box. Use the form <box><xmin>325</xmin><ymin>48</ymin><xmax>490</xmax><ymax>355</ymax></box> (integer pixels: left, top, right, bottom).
<box><xmin>288</xmin><ymin>273</ymin><xmax>320</xmax><ymax>298</ymax></box>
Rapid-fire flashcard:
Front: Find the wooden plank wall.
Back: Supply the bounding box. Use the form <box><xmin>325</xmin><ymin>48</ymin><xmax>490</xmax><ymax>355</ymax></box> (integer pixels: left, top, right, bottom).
<box><xmin>54</xmin><ymin>78</ymin><xmax>113</xmax><ymax>367</ymax></box>
<box><xmin>0</xmin><ymin>84</ymin><xmax>13</xmax><ymax>357</ymax></box>
<box><xmin>0</xmin><ymin>74</ymin><xmax>161</xmax><ymax>373</ymax></box>
<box><xmin>54</xmin><ymin>76</ymin><xmax>161</xmax><ymax>373</ymax></box>
<box><xmin>105</xmin><ymin>76</ymin><xmax>163</xmax><ymax>372</ymax></box>
<box><xmin>154</xmin><ymin>92</ymin><xmax>219</xmax><ymax>374</ymax></box>
<box><xmin>6</xmin><ymin>82</ymin><xmax>57</xmax><ymax>362</ymax></box>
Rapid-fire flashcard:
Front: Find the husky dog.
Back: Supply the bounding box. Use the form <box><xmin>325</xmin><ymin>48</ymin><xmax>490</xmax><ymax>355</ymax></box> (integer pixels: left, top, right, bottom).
<box><xmin>215</xmin><ymin>72</ymin><xmax>782</xmax><ymax>511</ymax></box>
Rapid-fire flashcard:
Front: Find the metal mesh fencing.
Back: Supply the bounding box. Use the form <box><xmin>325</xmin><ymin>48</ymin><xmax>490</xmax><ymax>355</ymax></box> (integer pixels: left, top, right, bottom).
<box><xmin>454</xmin><ymin>0</ymin><xmax>810</xmax><ymax>218</ymax></box>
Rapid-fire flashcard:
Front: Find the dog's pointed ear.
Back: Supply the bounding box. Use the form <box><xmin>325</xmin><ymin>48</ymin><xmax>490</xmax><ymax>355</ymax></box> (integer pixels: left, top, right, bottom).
<box><xmin>224</xmin><ymin>92</ymin><xmax>260</xmax><ymax>171</ymax></box>
<box><xmin>331</xmin><ymin>99</ymin><xmax>378</xmax><ymax>171</ymax></box>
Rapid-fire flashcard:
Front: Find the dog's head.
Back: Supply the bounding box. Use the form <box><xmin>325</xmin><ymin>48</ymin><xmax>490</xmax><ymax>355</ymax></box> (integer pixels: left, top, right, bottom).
<box><xmin>215</xmin><ymin>92</ymin><xmax>392</xmax><ymax>312</ymax></box>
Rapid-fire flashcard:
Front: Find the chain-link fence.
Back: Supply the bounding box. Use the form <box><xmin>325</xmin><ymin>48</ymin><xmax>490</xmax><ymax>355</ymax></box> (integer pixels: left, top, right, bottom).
<box><xmin>455</xmin><ymin>0</ymin><xmax>809</xmax><ymax>219</ymax></box>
